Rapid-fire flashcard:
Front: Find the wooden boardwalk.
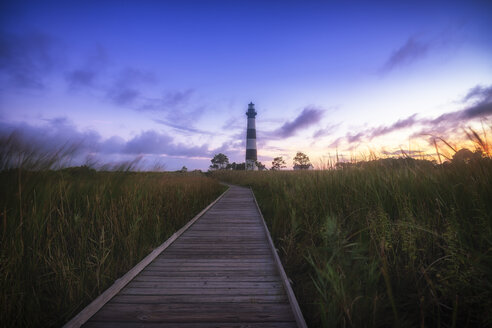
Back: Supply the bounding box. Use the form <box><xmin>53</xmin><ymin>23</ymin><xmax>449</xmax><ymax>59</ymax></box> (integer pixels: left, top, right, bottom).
<box><xmin>65</xmin><ymin>185</ymin><xmax>306</xmax><ymax>328</ymax></box>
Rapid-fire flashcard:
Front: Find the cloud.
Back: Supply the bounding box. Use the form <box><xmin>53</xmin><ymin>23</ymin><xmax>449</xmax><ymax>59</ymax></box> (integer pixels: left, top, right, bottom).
<box><xmin>328</xmin><ymin>137</ymin><xmax>344</xmax><ymax>149</ymax></box>
<box><xmin>380</xmin><ymin>36</ymin><xmax>430</xmax><ymax>73</ymax></box>
<box><xmin>221</xmin><ymin>117</ymin><xmax>243</xmax><ymax>131</ymax></box>
<box><xmin>379</xmin><ymin>26</ymin><xmax>462</xmax><ymax>74</ymax></box>
<box><xmin>347</xmin><ymin>132</ymin><xmax>364</xmax><ymax>144</ymax></box>
<box><xmin>209</xmin><ymin>140</ymin><xmax>243</xmax><ymax>161</ymax></box>
<box><xmin>65</xmin><ymin>45</ymin><xmax>108</xmax><ymax>90</ymax></box>
<box><xmin>46</xmin><ymin>116</ymin><xmax>71</xmax><ymax>127</ymax></box>
<box><xmin>140</xmin><ymin>89</ymin><xmax>205</xmax><ymax>125</ymax></box>
<box><xmin>124</xmin><ymin>130</ymin><xmax>209</xmax><ymax>157</ymax></box>
<box><xmin>138</xmin><ymin>89</ymin><xmax>208</xmax><ymax>128</ymax></box>
<box><xmin>271</xmin><ymin>106</ymin><xmax>324</xmax><ymax>138</ymax></box>
<box><xmin>61</xmin><ymin>45</ymin><xmax>204</xmax><ymax>127</ymax></box>
<box><xmin>0</xmin><ymin>31</ymin><xmax>63</xmax><ymax>89</ymax></box>
<box><xmin>106</xmin><ymin>68</ymin><xmax>156</xmax><ymax>106</ymax></box>
<box><xmin>63</xmin><ymin>47</ymin><xmax>155</xmax><ymax>107</ymax></box>
<box><xmin>0</xmin><ymin>117</ymin><xmax>101</xmax><ymax>169</ymax></box>
<box><xmin>0</xmin><ymin>119</ymin><xmax>212</xmax><ymax>167</ymax></box>
<box><xmin>66</xmin><ymin>69</ymin><xmax>97</xmax><ymax>89</ymax></box>
<box><xmin>64</xmin><ymin>47</ymin><xmax>157</xmax><ymax>108</ymax></box>
<box><xmin>108</xmin><ymin>88</ymin><xmax>140</xmax><ymax>106</ymax></box>
<box><xmin>161</xmin><ymin>89</ymin><xmax>194</xmax><ymax>108</ymax></box>
<box><xmin>140</xmin><ymin>89</ymin><xmax>195</xmax><ymax>111</ymax></box>
<box><xmin>124</xmin><ymin>130</ymin><xmax>173</xmax><ymax>154</ymax></box>
<box><xmin>64</xmin><ymin>48</ymin><xmax>168</xmax><ymax>111</ymax></box>
<box><xmin>153</xmin><ymin>119</ymin><xmax>215</xmax><ymax>136</ymax></box>
<box><xmin>369</xmin><ymin>114</ymin><xmax>418</xmax><ymax>138</ymax></box>
<box><xmin>63</xmin><ymin>50</ymin><xmax>206</xmax><ymax>129</ymax></box>
<box><xmin>462</xmin><ymin>85</ymin><xmax>492</xmax><ymax>104</ymax></box>
<box><xmin>99</xmin><ymin>136</ymin><xmax>125</xmax><ymax>154</ymax></box>
<box><xmin>338</xmin><ymin>84</ymin><xmax>492</xmax><ymax>147</ymax></box>
<box><xmin>429</xmin><ymin>85</ymin><xmax>492</xmax><ymax>125</ymax></box>
<box><xmin>461</xmin><ymin>102</ymin><xmax>492</xmax><ymax>119</ymax></box>
<box><xmin>313</xmin><ymin>123</ymin><xmax>340</xmax><ymax>138</ymax></box>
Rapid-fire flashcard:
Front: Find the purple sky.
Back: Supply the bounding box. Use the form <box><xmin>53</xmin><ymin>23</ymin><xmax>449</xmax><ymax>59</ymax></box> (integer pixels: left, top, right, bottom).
<box><xmin>1</xmin><ymin>0</ymin><xmax>491</xmax><ymax>170</ymax></box>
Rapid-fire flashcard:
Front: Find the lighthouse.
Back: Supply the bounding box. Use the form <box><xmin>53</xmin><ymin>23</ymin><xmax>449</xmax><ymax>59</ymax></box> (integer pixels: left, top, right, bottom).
<box><xmin>245</xmin><ymin>102</ymin><xmax>258</xmax><ymax>171</ymax></box>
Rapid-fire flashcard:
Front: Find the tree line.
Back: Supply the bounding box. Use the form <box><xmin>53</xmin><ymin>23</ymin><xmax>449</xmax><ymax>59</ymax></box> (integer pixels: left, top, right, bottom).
<box><xmin>209</xmin><ymin>147</ymin><xmax>489</xmax><ymax>171</ymax></box>
<box><xmin>209</xmin><ymin>152</ymin><xmax>313</xmax><ymax>171</ymax></box>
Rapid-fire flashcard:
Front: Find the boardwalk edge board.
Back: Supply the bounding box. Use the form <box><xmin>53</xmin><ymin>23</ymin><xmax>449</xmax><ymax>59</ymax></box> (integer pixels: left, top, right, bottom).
<box><xmin>62</xmin><ymin>186</ymin><xmax>230</xmax><ymax>328</ymax></box>
<box><xmin>250</xmin><ymin>187</ymin><xmax>308</xmax><ymax>328</ymax></box>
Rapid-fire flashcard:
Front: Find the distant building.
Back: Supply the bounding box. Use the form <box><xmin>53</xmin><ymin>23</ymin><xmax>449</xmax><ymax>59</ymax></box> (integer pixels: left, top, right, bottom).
<box><xmin>293</xmin><ymin>164</ymin><xmax>314</xmax><ymax>170</ymax></box>
<box><xmin>245</xmin><ymin>102</ymin><xmax>258</xmax><ymax>171</ymax></box>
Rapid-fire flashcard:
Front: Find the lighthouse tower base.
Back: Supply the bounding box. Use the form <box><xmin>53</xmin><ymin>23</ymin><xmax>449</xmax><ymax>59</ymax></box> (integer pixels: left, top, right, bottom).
<box><xmin>246</xmin><ymin>159</ymin><xmax>257</xmax><ymax>171</ymax></box>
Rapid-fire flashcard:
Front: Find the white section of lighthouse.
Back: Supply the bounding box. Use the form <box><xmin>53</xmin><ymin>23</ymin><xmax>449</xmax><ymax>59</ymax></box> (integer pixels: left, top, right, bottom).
<box><xmin>245</xmin><ymin>102</ymin><xmax>257</xmax><ymax>171</ymax></box>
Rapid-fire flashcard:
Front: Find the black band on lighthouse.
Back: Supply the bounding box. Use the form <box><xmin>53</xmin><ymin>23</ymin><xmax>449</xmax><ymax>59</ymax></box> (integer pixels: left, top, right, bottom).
<box><xmin>246</xmin><ymin>149</ymin><xmax>257</xmax><ymax>160</ymax></box>
<box><xmin>246</xmin><ymin>129</ymin><xmax>256</xmax><ymax>139</ymax></box>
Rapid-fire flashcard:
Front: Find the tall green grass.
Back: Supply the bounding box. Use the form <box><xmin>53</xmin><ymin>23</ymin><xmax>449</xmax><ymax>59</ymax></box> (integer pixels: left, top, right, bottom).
<box><xmin>213</xmin><ymin>158</ymin><xmax>492</xmax><ymax>327</ymax></box>
<box><xmin>1</xmin><ymin>167</ymin><xmax>225</xmax><ymax>327</ymax></box>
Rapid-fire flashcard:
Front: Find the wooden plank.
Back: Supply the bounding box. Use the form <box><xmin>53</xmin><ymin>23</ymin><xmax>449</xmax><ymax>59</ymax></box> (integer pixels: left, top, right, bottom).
<box><xmin>110</xmin><ymin>294</ymin><xmax>288</xmax><ymax>304</ymax></box>
<box><xmin>162</xmin><ymin>247</ymin><xmax>273</xmax><ymax>252</ymax></box>
<box><xmin>176</xmin><ymin>237</ymin><xmax>267</xmax><ymax>241</ymax></box>
<box><xmin>153</xmin><ymin>254</ymin><xmax>274</xmax><ymax>260</ymax></box>
<box><xmin>188</xmin><ymin>225</ymin><xmax>264</xmax><ymax>227</ymax></box>
<box><xmin>146</xmin><ymin>263</ymin><xmax>276</xmax><ymax>269</ymax></box>
<box><xmin>194</xmin><ymin>218</ymin><xmax>260</xmax><ymax>221</ymax></box>
<box><xmin>189</xmin><ymin>226</ymin><xmax>263</xmax><ymax>228</ymax></box>
<box><xmin>126</xmin><ymin>281</ymin><xmax>283</xmax><ymax>289</ymax></box>
<box><xmin>184</xmin><ymin>223</ymin><xmax>259</xmax><ymax>226</ymax></box>
<box><xmin>164</xmin><ymin>245</ymin><xmax>271</xmax><ymax>249</ymax></box>
<box><xmin>168</xmin><ymin>241</ymin><xmax>268</xmax><ymax>245</ymax></box>
<box><xmin>156</xmin><ymin>254</ymin><xmax>271</xmax><ymax>259</ymax></box>
<box><xmin>140</xmin><ymin>272</ymin><xmax>279</xmax><ymax>277</ymax></box>
<box><xmin>166</xmin><ymin>243</ymin><xmax>271</xmax><ymax>247</ymax></box>
<box><xmin>175</xmin><ymin>240</ymin><xmax>268</xmax><ymax>244</ymax></box>
<box><xmin>150</xmin><ymin>258</ymin><xmax>274</xmax><ymax>263</ymax></box>
<box><xmin>149</xmin><ymin>261</ymin><xmax>273</xmax><ymax>267</ymax></box>
<box><xmin>148</xmin><ymin>259</ymin><xmax>275</xmax><ymax>264</ymax></box>
<box><xmin>143</xmin><ymin>268</ymin><xmax>278</xmax><ymax>273</ymax></box>
<box><xmin>158</xmin><ymin>253</ymin><xmax>273</xmax><ymax>257</ymax></box>
<box><xmin>178</xmin><ymin>232</ymin><xmax>265</xmax><ymax>234</ymax></box>
<box><xmin>141</xmin><ymin>270</ymin><xmax>278</xmax><ymax>276</ymax></box>
<box><xmin>84</xmin><ymin>321</ymin><xmax>297</xmax><ymax>328</ymax></box>
<box><xmin>159</xmin><ymin>252</ymin><xmax>273</xmax><ymax>256</ymax></box>
<box><xmin>160</xmin><ymin>250</ymin><xmax>273</xmax><ymax>254</ymax></box>
<box><xmin>135</xmin><ymin>274</ymin><xmax>281</xmax><ymax>281</ymax></box>
<box><xmin>90</xmin><ymin>303</ymin><xmax>295</xmax><ymax>323</ymax></box>
<box><xmin>119</xmin><ymin>288</ymin><xmax>285</xmax><ymax>296</ymax></box>
<box><xmin>63</xmin><ymin>187</ymin><xmax>230</xmax><ymax>328</ymax></box>
<box><xmin>184</xmin><ymin>231</ymin><xmax>264</xmax><ymax>234</ymax></box>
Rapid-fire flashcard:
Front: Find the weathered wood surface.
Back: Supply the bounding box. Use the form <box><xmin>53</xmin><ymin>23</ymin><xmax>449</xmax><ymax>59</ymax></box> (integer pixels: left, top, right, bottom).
<box><xmin>72</xmin><ymin>185</ymin><xmax>306</xmax><ymax>327</ymax></box>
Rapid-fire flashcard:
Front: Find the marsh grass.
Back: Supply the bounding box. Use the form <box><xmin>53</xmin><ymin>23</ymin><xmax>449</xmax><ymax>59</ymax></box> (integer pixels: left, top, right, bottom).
<box><xmin>214</xmin><ymin>156</ymin><xmax>492</xmax><ymax>327</ymax></box>
<box><xmin>1</xmin><ymin>162</ymin><xmax>225</xmax><ymax>327</ymax></box>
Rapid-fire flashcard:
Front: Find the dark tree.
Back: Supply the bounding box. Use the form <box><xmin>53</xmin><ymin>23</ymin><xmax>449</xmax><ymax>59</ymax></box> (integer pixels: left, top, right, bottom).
<box><xmin>293</xmin><ymin>152</ymin><xmax>313</xmax><ymax>170</ymax></box>
<box><xmin>255</xmin><ymin>161</ymin><xmax>266</xmax><ymax>171</ymax></box>
<box><xmin>226</xmin><ymin>162</ymin><xmax>246</xmax><ymax>170</ymax></box>
<box><xmin>452</xmin><ymin>148</ymin><xmax>483</xmax><ymax>164</ymax></box>
<box><xmin>209</xmin><ymin>153</ymin><xmax>229</xmax><ymax>170</ymax></box>
<box><xmin>271</xmin><ymin>156</ymin><xmax>286</xmax><ymax>170</ymax></box>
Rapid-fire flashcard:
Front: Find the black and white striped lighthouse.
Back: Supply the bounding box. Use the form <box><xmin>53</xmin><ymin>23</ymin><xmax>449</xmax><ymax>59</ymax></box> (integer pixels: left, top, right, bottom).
<box><xmin>245</xmin><ymin>102</ymin><xmax>257</xmax><ymax>171</ymax></box>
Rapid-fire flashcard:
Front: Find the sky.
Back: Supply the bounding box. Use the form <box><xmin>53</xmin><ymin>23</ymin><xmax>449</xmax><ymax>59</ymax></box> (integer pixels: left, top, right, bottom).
<box><xmin>1</xmin><ymin>0</ymin><xmax>491</xmax><ymax>170</ymax></box>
